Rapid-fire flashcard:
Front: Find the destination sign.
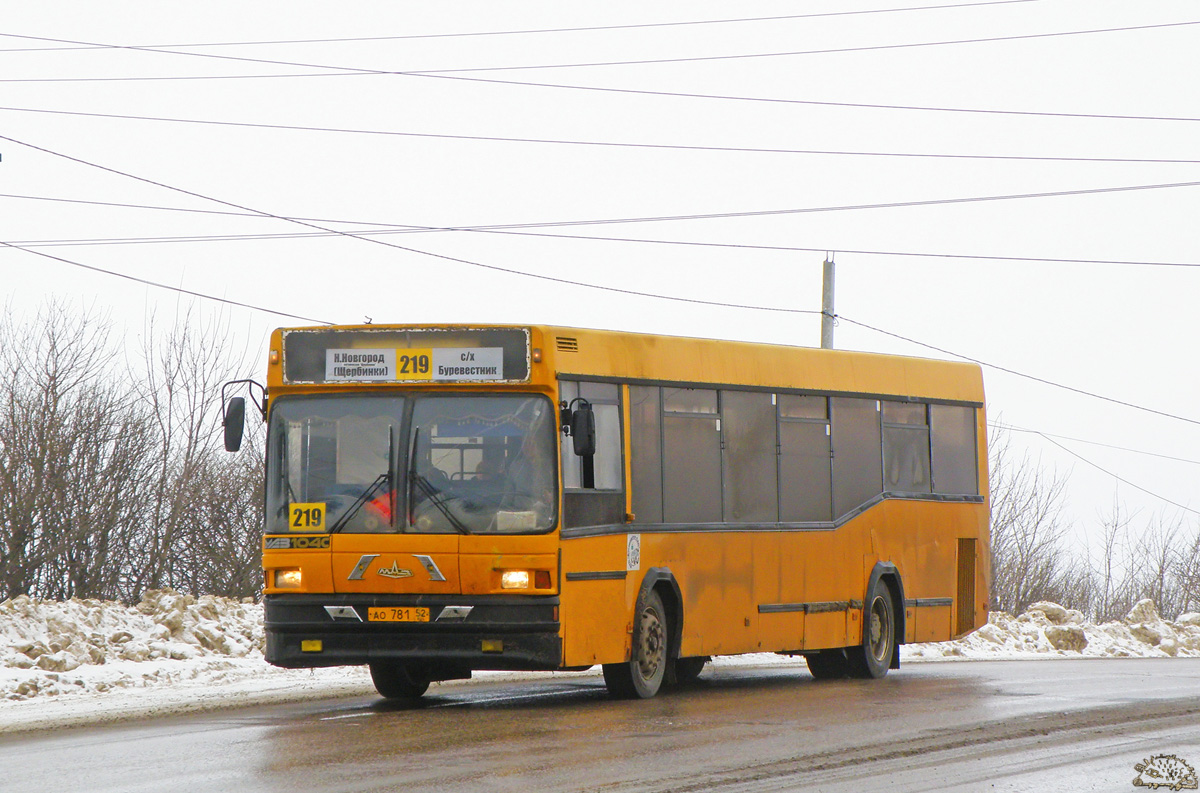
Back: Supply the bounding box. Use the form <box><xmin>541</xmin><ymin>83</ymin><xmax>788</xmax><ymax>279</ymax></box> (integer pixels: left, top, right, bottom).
<box><xmin>283</xmin><ymin>327</ymin><xmax>529</xmax><ymax>383</ymax></box>
<box><xmin>325</xmin><ymin>347</ymin><xmax>503</xmax><ymax>382</ymax></box>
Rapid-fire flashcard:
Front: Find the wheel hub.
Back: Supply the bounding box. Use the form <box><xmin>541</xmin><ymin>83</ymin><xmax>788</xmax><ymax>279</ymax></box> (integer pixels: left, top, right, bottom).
<box><xmin>637</xmin><ymin>609</ymin><xmax>664</xmax><ymax>679</ymax></box>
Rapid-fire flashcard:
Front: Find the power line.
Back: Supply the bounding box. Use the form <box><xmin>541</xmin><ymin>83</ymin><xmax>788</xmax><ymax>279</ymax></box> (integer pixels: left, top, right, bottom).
<box><xmin>993</xmin><ymin>422</ymin><xmax>1200</xmax><ymax>466</ymax></box>
<box><xmin>1036</xmin><ymin>432</ymin><xmax>1198</xmax><ymax>516</ymax></box>
<box><xmin>6</xmin><ymin>190</ymin><xmax>1200</xmax><ymax>270</ymax></box>
<box><xmin>0</xmin><ymin>2</ymin><xmax>1040</xmax><ymax>51</ymax></box>
<box><xmin>0</xmin><ymin>240</ymin><xmax>331</xmax><ymax>324</ymax></box>
<box><xmin>479</xmin><ymin>180</ymin><xmax>1200</xmax><ymax>227</ymax></box>
<box><xmin>404</xmin><ymin>21</ymin><xmax>1200</xmax><ymax>75</ymax></box>
<box><xmin>9</xmin><ymin>18</ymin><xmax>1198</xmax><ymax>79</ymax></box>
<box><xmin>469</xmin><ymin>229</ymin><xmax>1200</xmax><ymax>270</ymax></box>
<box><xmin>5</xmin><ymin>131</ymin><xmax>1197</xmax><ymax>432</ymax></box>
<box><xmin>19</xmin><ymin>178</ymin><xmax>1200</xmax><ymax>230</ymax></box>
<box><xmin>3</xmin><ymin>231</ymin><xmax>823</xmax><ymax>318</ymax></box>
<box><xmin>839</xmin><ymin>315</ymin><xmax>1200</xmax><ymax>427</ymax></box>
<box><xmin>8</xmin><ymin>216</ymin><xmax>1200</xmax><ymax>273</ymax></box>
<box><xmin>419</xmin><ymin>72</ymin><xmax>1200</xmax><ymax>125</ymax></box>
<box><xmin>6</xmin><ymin>103</ymin><xmax>1200</xmax><ymax>165</ymax></box>
<box><xmin>0</xmin><ymin>132</ymin><xmax>826</xmax><ymax>318</ymax></box>
<box><xmin>5</xmin><ymin>24</ymin><xmax>1200</xmax><ymax>126</ymax></box>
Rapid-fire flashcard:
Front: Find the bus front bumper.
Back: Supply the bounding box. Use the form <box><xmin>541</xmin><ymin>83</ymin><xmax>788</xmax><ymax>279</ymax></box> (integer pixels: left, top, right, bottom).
<box><xmin>263</xmin><ymin>593</ymin><xmax>562</xmax><ymax>672</ymax></box>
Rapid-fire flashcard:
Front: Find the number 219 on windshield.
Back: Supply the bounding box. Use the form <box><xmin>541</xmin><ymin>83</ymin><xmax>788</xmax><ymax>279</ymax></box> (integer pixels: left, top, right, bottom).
<box><xmin>289</xmin><ymin>503</ymin><xmax>326</xmax><ymax>532</ymax></box>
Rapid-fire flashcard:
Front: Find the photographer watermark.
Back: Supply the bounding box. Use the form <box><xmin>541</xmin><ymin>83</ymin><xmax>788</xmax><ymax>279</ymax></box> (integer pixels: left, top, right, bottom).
<box><xmin>1133</xmin><ymin>754</ymin><xmax>1197</xmax><ymax>790</ymax></box>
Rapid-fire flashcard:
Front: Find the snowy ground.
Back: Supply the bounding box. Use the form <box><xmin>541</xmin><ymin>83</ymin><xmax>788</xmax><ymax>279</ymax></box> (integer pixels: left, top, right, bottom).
<box><xmin>2</xmin><ymin>590</ymin><xmax>1198</xmax><ymax>735</ymax></box>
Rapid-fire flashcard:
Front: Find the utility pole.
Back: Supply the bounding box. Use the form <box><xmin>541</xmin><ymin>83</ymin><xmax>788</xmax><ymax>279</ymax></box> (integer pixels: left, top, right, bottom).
<box><xmin>820</xmin><ymin>253</ymin><xmax>835</xmax><ymax>349</ymax></box>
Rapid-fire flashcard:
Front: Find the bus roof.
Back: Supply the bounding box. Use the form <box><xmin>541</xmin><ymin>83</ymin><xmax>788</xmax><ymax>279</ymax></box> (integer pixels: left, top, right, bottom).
<box><xmin>542</xmin><ymin>325</ymin><xmax>984</xmax><ymax>405</ymax></box>
<box><xmin>270</xmin><ymin>324</ymin><xmax>984</xmax><ymax>405</ymax></box>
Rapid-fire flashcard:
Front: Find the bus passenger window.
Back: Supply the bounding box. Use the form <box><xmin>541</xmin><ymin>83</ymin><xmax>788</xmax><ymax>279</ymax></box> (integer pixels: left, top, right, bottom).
<box><xmin>629</xmin><ymin>386</ymin><xmax>663</xmax><ymax>523</ymax></box>
<box><xmin>882</xmin><ymin>402</ymin><xmax>932</xmax><ymax>494</ymax></box>
<box><xmin>830</xmin><ymin>397</ymin><xmax>883</xmax><ymax>519</ymax></box>
<box><xmin>560</xmin><ymin>380</ymin><xmax>625</xmax><ymax>528</ymax></box>
<box><xmin>662</xmin><ymin>388</ymin><xmax>721</xmax><ymax>524</ymax></box>
<box><xmin>560</xmin><ymin>381</ymin><xmax>622</xmax><ymax>491</ymax></box>
<box><xmin>778</xmin><ymin>395</ymin><xmax>832</xmax><ymax>522</ymax></box>
<box><xmin>721</xmin><ymin>390</ymin><xmax>777</xmax><ymax>523</ymax></box>
<box><xmin>931</xmin><ymin>404</ymin><xmax>978</xmax><ymax>495</ymax></box>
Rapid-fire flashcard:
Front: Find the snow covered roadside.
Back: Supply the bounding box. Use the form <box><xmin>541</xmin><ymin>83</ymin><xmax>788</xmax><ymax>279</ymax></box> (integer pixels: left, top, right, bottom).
<box><xmin>2</xmin><ymin>591</ymin><xmax>1199</xmax><ymax>735</ymax></box>
<box><xmin>905</xmin><ymin>600</ymin><xmax>1200</xmax><ymax>661</ymax></box>
<box><xmin>0</xmin><ymin>590</ymin><xmax>371</xmax><ymax>734</ymax></box>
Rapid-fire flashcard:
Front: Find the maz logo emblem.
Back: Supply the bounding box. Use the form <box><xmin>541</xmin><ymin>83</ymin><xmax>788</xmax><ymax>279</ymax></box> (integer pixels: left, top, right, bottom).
<box><xmin>376</xmin><ymin>561</ymin><xmax>413</xmax><ymax>579</ymax></box>
<box><xmin>347</xmin><ymin>554</ymin><xmax>446</xmax><ymax>582</ymax></box>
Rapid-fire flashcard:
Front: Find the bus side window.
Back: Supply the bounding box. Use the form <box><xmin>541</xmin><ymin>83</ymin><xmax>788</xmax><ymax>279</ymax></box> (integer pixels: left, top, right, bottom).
<box><xmin>830</xmin><ymin>397</ymin><xmax>884</xmax><ymax>519</ymax></box>
<box><xmin>661</xmin><ymin>387</ymin><xmax>721</xmax><ymax>524</ymax></box>
<box><xmin>628</xmin><ymin>385</ymin><xmax>663</xmax><ymax>524</ymax></box>
<box><xmin>930</xmin><ymin>404</ymin><xmax>978</xmax><ymax>495</ymax></box>
<box><xmin>881</xmin><ymin>401</ymin><xmax>932</xmax><ymax>494</ymax></box>
<box><xmin>560</xmin><ymin>381</ymin><xmax>626</xmax><ymax>527</ymax></box>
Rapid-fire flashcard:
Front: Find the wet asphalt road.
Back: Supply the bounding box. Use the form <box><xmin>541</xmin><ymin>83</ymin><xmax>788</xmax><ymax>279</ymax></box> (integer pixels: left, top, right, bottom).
<box><xmin>3</xmin><ymin>658</ymin><xmax>1199</xmax><ymax>792</ymax></box>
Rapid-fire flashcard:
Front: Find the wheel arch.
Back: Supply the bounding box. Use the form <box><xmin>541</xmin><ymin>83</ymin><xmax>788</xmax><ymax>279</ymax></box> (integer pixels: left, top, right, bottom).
<box><xmin>637</xmin><ymin>567</ymin><xmax>684</xmax><ymax>660</ymax></box>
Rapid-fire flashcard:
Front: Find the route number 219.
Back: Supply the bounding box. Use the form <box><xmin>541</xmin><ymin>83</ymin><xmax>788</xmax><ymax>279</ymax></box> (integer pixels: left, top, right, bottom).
<box><xmin>289</xmin><ymin>503</ymin><xmax>326</xmax><ymax>532</ymax></box>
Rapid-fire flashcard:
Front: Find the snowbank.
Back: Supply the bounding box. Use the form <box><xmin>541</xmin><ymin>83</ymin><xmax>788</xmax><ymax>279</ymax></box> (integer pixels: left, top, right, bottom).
<box><xmin>0</xmin><ymin>590</ymin><xmax>268</xmax><ymax>699</ymax></box>
<box><xmin>0</xmin><ymin>590</ymin><xmax>375</xmax><ymax>733</ymax></box>
<box><xmin>903</xmin><ymin>599</ymin><xmax>1200</xmax><ymax>661</ymax></box>
<box><xmin>2</xmin><ymin>591</ymin><xmax>1199</xmax><ymax>733</ymax></box>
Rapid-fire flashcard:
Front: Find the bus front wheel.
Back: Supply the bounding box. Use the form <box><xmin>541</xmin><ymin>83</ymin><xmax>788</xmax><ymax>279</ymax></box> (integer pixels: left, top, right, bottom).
<box><xmin>603</xmin><ymin>589</ymin><xmax>668</xmax><ymax>699</ymax></box>
<box><xmin>369</xmin><ymin>662</ymin><xmax>431</xmax><ymax>700</ymax></box>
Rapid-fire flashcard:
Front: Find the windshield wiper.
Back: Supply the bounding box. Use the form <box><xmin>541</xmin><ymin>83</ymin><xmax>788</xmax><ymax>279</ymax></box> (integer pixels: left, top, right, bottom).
<box><xmin>407</xmin><ymin>427</ymin><xmax>470</xmax><ymax>535</ymax></box>
<box><xmin>329</xmin><ymin>427</ymin><xmax>394</xmax><ymax>534</ymax></box>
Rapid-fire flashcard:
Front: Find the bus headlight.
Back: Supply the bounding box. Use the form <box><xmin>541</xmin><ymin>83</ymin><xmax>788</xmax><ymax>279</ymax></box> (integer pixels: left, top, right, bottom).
<box><xmin>274</xmin><ymin>568</ymin><xmax>303</xmax><ymax>589</ymax></box>
<box><xmin>500</xmin><ymin>570</ymin><xmax>531</xmax><ymax>590</ymax></box>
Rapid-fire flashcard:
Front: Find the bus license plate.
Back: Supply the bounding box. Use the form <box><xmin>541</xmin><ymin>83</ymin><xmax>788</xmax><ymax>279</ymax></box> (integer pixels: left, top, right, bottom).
<box><xmin>368</xmin><ymin>607</ymin><xmax>430</xmax><ymax>623</ymax></box>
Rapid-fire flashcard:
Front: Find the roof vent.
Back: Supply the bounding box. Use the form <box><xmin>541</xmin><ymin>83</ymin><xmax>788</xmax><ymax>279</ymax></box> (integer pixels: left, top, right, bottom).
<box><xmin>556</xmin><ymin>336</ymin><xmax>579</xmax><ymax>353</ymax></box>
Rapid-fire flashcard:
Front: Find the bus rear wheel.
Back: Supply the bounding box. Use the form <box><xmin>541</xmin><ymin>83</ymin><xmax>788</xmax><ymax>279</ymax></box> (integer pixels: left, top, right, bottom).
<box><xmin>369</xmin><ymin>662</ymin><xmax>431</xmax><ymax>700</ymax></box>
<box><xmin>848</xmin><ymin>581</ymin><xmax>897</xmax><ymax>679</ymax></box>
<box><xmin>805</xmin><ymin>649</ymin><xmax>849</xmax><ymax>680</ymax></box>
<box><xmin>603</xmin><ymin>589</ymin><xmax>668</xmax><ymax>699</ymax></box>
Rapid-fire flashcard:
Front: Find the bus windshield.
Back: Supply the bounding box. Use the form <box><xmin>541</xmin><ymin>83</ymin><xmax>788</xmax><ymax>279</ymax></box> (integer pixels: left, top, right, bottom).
<box><xmin>265</xmin><ymin>393</ymin><xmax>557</xmax><ymax>535</ymax></box>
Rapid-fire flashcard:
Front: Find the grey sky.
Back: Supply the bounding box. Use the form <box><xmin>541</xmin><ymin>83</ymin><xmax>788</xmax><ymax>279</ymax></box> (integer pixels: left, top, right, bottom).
<box><xmin>3</xmin><ymin>0</ymin><xmax>1197</xmax><ymax>539</ymax></box>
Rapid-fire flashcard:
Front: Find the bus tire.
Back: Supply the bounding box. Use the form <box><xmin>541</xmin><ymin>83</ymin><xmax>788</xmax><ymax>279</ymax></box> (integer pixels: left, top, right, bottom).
<box><xmin>848</xmin><ymin>579</ymin><xmax>897</xmax><ymax>679</ymax></box>
<box><xmin>369</xmin><ymin>662</ymin><xmax>431</xmax><ymax>699</ymax></box>
<box><xmin>805</xmin><ymin>649</ymin><xmax>849</xmax><ymax>680</ymax></box>
<box><xmin>603</xmin><ymin>589</ymin><xmax>668</xmax><ymax>699</ymax></box>
<box><xmin>672</xmin><ymin>656</ymin><xmax>708</xmax><ymax>685</ymax></box>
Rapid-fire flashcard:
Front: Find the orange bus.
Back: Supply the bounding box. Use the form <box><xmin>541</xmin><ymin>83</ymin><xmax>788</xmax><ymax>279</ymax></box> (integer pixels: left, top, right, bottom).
<box><xmin>224</xmin><ymin>324</ymin><xmax>989</xmax><ymax>699</ymax></box>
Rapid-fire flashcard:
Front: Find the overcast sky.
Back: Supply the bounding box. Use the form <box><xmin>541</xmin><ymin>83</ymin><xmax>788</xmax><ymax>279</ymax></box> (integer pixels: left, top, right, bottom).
<box><xmin>3</xmin><ymin>0</ymin><xmax>1197</xmax><ymax>545</ymax></box>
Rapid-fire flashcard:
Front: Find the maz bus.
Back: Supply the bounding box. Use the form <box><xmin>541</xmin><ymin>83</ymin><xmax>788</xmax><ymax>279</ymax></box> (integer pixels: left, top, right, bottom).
<box><xmin>223</xmin><ymin>324</ymin><xmax>989</xmax><ymax>699</ymax></box>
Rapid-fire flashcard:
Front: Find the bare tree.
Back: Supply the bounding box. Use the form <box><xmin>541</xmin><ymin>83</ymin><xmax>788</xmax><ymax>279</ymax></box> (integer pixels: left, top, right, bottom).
<box><xmin>127</xmin><ymin>305</ymin><xmax>261</xmax><ymax>600</ymax></box>
<box><xmin>1086</xmin><ymin>505</ymin><xmax>1200</xmax><ymax>621</ymax></box>
<box><xmin>0</xmin><ymin>300</ymin><xmax>263</xmax><ymax>603</ymax></box>
<box><xmin>0</xmin><ymin>301</ymin><xmax>157</xmax><ymax>600</ymax></box>
<box><xmin>1176</xmin><ymin>529</ymin><xmax>1200</xmax><ymax>615</ymax></box>
<box><xmin>987</xmin><ymin>425</ymin><xmax>1081</xmax><ymax>614</ymax></box>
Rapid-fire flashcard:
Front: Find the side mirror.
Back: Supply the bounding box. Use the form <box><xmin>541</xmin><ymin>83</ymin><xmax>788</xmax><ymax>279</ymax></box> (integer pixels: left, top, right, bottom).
<box><xmin>224</xmin><ymin>397</ymin><xmax>246</xmax><ymax>452</ymax></box>
<box><xmin>570</xmin><ymin>402</ymin><xmax>596</xmax><ymax>457</ymax></box>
